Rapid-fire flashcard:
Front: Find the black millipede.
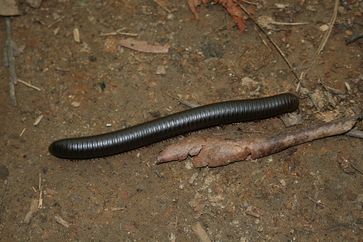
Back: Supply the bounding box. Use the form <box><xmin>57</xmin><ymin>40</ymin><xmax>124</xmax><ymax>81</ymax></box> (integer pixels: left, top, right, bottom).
<box><xmin>49</xmin><ymin>93</ymin><xmax>299</xmax><ymax>159</ymax></box>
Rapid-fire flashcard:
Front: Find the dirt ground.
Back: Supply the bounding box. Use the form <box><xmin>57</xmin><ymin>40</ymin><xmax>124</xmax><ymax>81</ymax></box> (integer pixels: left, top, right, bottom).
<box><xmin>1</xmin><ymin>0</ymin><xmax>363</xmax><ymax>241</ymax></box>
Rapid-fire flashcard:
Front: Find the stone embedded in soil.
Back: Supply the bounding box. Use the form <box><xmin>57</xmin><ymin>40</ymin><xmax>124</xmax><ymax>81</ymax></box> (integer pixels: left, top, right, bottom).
<box><xmin>0</xmin><ymin>164</ymin><xmax>9</xmax><ymax>180</ymax></box>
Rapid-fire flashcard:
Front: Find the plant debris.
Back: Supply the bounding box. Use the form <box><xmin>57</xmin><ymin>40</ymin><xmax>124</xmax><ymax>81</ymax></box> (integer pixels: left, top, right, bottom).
<box><xmin>24</xmin><ymin>199</ymin><xmax>38</xmax><ymax>224</ymax></box>
<box><xmin>337</xmin><ymin>154</ymin><xmax>363</xmax><ymax>175</ymax></box>
<box><xmin>55</xmin><ymin>215</ymin><xmax>70</xmax><ymax>228</ymax></box>
<box><xmin>158</xmin><ymin>117</ymin><xmax>360</xmax><ymax>168</ymax></box>
<box><xmin>119</xmin><ymin>38</ymin><xmax>170</xmax><ymax>53</ymax></box>
<box><xmin>257</xmin><ymin>15</ymin><xmax>308</xmax><ymax>30</ymax></box>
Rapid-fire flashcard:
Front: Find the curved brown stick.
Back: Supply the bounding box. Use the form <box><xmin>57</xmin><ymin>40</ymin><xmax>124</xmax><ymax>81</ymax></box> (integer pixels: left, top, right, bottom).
<box><xmin>157</xmin><ymin>117</ymin><xmax>359</xmax><ymax>168</ymax></box>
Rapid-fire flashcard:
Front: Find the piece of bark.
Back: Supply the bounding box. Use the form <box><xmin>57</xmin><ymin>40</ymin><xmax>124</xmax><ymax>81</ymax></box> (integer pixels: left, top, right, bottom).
<box><xmin>157</xmin><ymin>118</ymin><xmax>358</xmax><ymax>168</ymax></box>
<box><xmin>0</xmin><ymin>0</ymin><xmax>20</xmax><ymax>16</ymax></box>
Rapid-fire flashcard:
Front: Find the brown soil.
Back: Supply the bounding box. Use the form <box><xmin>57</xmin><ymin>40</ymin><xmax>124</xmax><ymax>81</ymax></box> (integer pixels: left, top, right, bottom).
<box><xmin>1</xmin><ymin>0</ymin><xmax>362</xmax><ymax>241</ymax></box>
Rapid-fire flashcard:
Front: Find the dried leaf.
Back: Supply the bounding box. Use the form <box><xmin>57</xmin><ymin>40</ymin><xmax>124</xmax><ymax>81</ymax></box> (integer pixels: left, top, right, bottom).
<box><xmin>216</xmin><ymin>0</ymin><xmax>246</xmax><ymax>31</ymax></box>
<box><xmin>118</xmin><ymin>38</ymin><xmax>170</xmax><ymax>53</ymax></box>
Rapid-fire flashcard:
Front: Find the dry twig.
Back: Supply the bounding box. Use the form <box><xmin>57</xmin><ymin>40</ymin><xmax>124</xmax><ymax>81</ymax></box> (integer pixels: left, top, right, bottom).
<box><xmin>100</xmin><ymin>28</ymin><xmax>138</xmax><ymax>37</ymax></box>
<box><xmin>312</xmin><ymin>0</ymin><xmax>339</xmax><ymax>61</ymax></box>
<box><xmin>299</xmin><ymin>0</ymin><xmax>339</xmax><ymax>88</ymax></box>
<box><xmin>17</xmin><ymin>79</ymin><xmax>41</xmax><ymax>91</ymax></box>
<box><xmin>306</xmin><ymin>196</ymin><xmax>325</xmax><ymax>208</ymax></box>
<box><xmin>38</xmin><ymin>173</ymin><xmax>43</xmax><ymax>208</ymax></box>
<box><xmin>19</xmin><ymin>128</ymin><xmax>26</xmax><ymax>136</ymax></box>
<box><xmin>153</xmin><ymin>0</ymin><xmax>172</xmax><ymax>13</ymax></box>
<box><xmin>47</xmin><ymin>15</ymin><xmax>64</xmax><ymax>28</ymax></box>
<box><xmin>33</xmin><ymin>114</ymin><xmax>44</xmax><ymax>126</ymax></box>
<box><xmin>158</xmin><ymin>117</ymin><xmax>359</xmax><ymax>168</ymax></box>
<box><xmin>257</xmin><ymin>15</ymin><xmax>308</xmax><ymax>29</ymax></box>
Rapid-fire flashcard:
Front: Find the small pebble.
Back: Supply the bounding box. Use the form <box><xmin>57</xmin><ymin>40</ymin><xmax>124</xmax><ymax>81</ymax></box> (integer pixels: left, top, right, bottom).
<box><xmin>275</xmin><ymin>3</ymin><xmax>289</xmax><ymax>9</ymax></box>
<box><xmin>345</xmin><ymin>30</ymin><xmax>353</xmax><ymax>36</ymax></box>
<box><xmin>319</xmin><ymin>24</ymin><xmax>329</xmax><ymax>32</ymax></box>
<box><xmin>156</xmin><ymin>65</ymin><xmax>166</xmax><ymax>75</ymax></box>
<box><xmin>167</xmin><ymin>14</ymin><xmax>175</xmax><ymax>20</ymax></box>
<box><xmin>71</xmin><ymin>101</ymin><xmax>80</xmax><ymax>107</ymax></box>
